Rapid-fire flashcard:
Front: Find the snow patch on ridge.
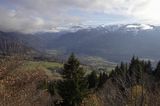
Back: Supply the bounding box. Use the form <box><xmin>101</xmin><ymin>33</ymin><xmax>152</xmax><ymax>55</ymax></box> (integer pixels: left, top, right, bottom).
<box><xmin>126</xmin><ymin>24</ymin><xmax>153</xmax><ymax>30</ymax></box>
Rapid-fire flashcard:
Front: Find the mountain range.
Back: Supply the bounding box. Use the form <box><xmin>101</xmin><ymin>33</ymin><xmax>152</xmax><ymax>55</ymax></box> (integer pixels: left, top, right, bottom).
<box><xmin>1</xmin><ymin>24</ymin><xmax>160</xmax><ymax>63</ymax></box>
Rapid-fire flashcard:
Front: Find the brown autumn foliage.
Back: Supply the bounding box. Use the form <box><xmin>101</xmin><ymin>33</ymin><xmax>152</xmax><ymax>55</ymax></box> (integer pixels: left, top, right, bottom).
<box><xmin>0</xmin><ymin>56</ymin><xmax>58</xmax><ymax>106</ymax></box>
<box><xmin>2</xmin><ymin>56</ymin><xmax>160</xmax><ymax>106</ymax></box>
<box><xmin>0</xmin><ymin>56</ymin><xmax>23</xmax><ymax>79</ymax></box>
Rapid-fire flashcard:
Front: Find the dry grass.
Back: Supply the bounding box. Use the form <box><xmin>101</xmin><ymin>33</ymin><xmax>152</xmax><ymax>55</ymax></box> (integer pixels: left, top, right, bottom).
<box><xmin>0</xmin><ymin>68</ymin><xmax>52</xmax><ymax>106</ymax></box>
<box><xmin>0</xmin><ymin>57</ymin><xmax>62</xmax><ymax>106</ymax></box>
<box><xmin>81</xmin><ymin>94</ymin><xmax>102</xmax><ymax>106</ymax></box>
<box><xmin>0</xmin><ymin>56</ymin><xmax>23</xmax><ymax>79</ymax></box>
<box><xmin>131</xmin><ymin>85</ymin><xmax>145</xmax><ymax>98</ymax></box>
<box><xmin>19</xmin><ymin>61</ymin><xmax>63</xmax><ymax>80</ymax></box>
<box><xmin>127</xmin><ymin>85</ymin><xmax>146</xmax><ymax>106</ymax></box>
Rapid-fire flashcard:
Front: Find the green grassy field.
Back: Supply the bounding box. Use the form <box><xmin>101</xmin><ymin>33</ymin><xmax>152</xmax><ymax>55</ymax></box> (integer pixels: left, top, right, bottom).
<box><xmin>21</xmin><ymin>61</ymin><xmax>63</xmax><ymax>70</ymax></box>
<box><xmin>17</xmin><ymin>58</ymin><xmax>115</xmax><ymax>78</ymax></box>
<box><xmin>79</xmin><ymin>56</ymin><xmax>116</xmax><ymax>74</ymax></box>
<box><xmin>18</xmin><ymin>61</ymin><xmax>63</xmax><ymax>80</ymax></box>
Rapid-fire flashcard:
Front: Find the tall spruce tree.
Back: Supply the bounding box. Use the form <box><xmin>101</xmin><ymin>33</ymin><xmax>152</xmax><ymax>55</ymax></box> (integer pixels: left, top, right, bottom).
<box><xmin>154</xmin><ymin>61</ymin><xmax>160</xmax><ymax>80</ymax></box>
<box><xmin>58</xmin><ymin>53</ymin><xmax>88</xmax><ymax>106</ymax></box>
<box><xmin>98</xmin><ymin>72</ymin><xmax>108</xmax><ymax>88</ymax></box>
<box><xmin>88</xmin><ymin>71</ymin><xmax>98</xmax><ymax>89</ymax></box>
<box><xmin>144</xmin><ymin>61</ymin><xmax>152</xmax><ymax>74</ymax></box>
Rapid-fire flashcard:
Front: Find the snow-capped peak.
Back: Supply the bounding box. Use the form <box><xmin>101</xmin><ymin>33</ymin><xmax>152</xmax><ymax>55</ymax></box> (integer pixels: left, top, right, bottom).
<box><xmin>126</xmin><ymin>24</ymin><xmax>153</xmax><ymax>30</ymax></box>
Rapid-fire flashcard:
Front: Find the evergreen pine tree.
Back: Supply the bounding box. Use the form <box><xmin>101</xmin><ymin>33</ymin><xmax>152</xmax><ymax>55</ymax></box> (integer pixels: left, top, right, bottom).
<box><xmin>120</xmin><ymin>62</ymin><xmax>125</xmax><ymax>72</ymax></box>
<box><xmin>63</xmin><ymin>53</ymin><xmax>80</xmax><ymax>79</ymax></box>
<box><xmin>144</xmin><ymin>61</ymin><xmax>152</xmax><ymax>74</ymax></box>
<box><xmin>88</xmin><ymin>71</ymin><xmax>98</xmax><ymax>89</ymax></box>
<box><xmin>98</xmin><ymin>72</ymin><xmax>108</xmax><ymax>88</ymax></box>
<box><xmin>57</xmin><ymin>53</ymin><xmax>88</xmax><ymax>106</ymax></box>
<box><xmin>154</xmin><ymin>61</ymin><xmax>160</xmax><ymax>80</ymax></box>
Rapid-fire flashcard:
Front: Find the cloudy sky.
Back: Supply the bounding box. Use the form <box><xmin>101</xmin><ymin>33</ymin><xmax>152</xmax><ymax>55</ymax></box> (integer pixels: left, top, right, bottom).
<box><xmin>0</xmin><ymin>0</ymin><xmax>160</xmax><ymax>33</ymax></box>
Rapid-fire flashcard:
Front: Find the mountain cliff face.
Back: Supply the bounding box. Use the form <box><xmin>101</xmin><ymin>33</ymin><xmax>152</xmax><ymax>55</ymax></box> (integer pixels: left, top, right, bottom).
<box><xmin>0</xmin><ymin>24</ymin><xmax>160</xmax><ymax>62</ymax></box>
<box><xmin>0</xmin><ymin>32</ymin><xmax>33</xmax><ymax>55</ymax></box>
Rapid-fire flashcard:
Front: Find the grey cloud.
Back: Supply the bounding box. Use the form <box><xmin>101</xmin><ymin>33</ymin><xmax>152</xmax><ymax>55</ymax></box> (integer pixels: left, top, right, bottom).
<box><xmin>0</xmin><ymin>0</ymin><xmax>158</xmax><ymax>33</ymax></box>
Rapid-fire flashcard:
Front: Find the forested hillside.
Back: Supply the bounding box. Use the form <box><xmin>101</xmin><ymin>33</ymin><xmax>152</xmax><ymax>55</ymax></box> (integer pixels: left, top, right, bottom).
<box><xmin>97</xmin><ymin>56</ymin><xmax>160</xmax><ymax>106</ymax></box>
<box><xmin>1</xmin><ymin>54</ymin><xmax>160</xmax><ymax>106</ymax></box>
